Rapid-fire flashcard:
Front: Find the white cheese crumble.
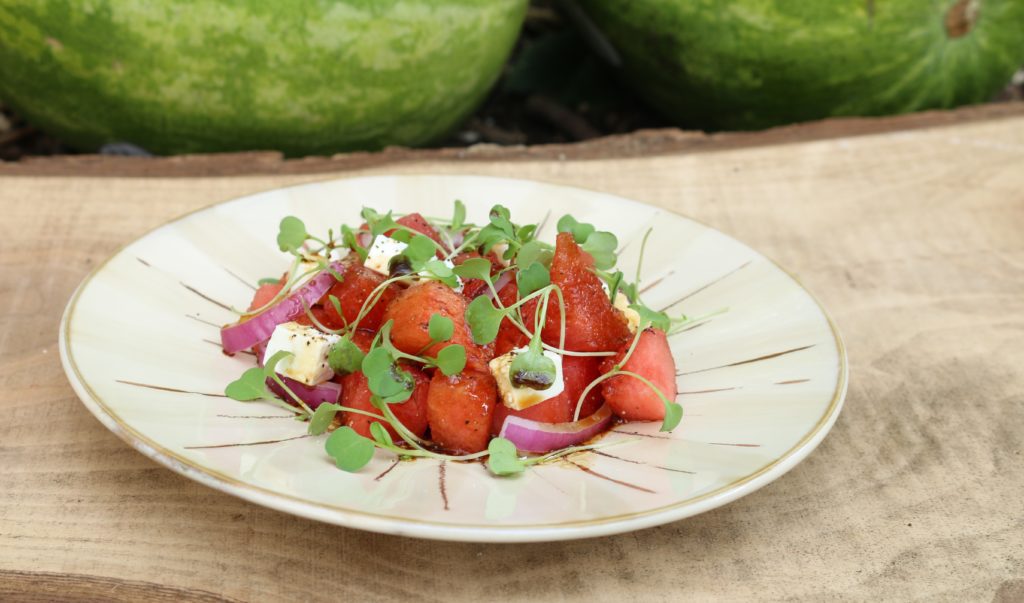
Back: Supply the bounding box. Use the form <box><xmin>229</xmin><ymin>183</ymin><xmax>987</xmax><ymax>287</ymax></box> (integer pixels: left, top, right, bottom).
<box><xmin>262</xmin><ymin>321</ymin><xmax>340</xmax><ymax>386</ymax></box>
<box><xmin>488</xmin><ymin>347</ymin><xmax>565</xmax><ymax>411</ymax></box>
<box><xmin>613</xmin><ymin>291</ymin><xmax>642</xmax><ymax>333</ymax></box>
<box><xmin>491</xmin><ymin>242</ymin><xmax>511</xmax><ymax>266</ymax></box>
<box><xmin>363</xmin><ymin>234</ymin><xmax>408</xmax><ymax>276</ymax></box>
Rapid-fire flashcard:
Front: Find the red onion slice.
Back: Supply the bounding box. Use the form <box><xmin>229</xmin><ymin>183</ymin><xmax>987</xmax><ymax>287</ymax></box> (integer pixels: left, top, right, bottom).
<box><xmin>498</xmin><ymin>404</ymin><xmax>614</xmax><ymax>454</ymax></box>
<box><xmin>253</xmin><ymin>341</ymin><xmax>342</xmax><ymax>410</ymax></box>
<box><xmin>267</xmin><ymin>377</ymin><xmax>341</xmax><ymax>410</ymax></box>
<box><xmin>220</xmin><ymin>261</ymin><xmax>343</xmax><ymax>354</ymax></box>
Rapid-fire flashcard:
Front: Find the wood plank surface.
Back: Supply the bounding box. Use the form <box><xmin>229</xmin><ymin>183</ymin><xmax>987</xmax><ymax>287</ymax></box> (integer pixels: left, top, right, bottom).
<box><xmin>1</xmin><ymin>109</ymin><xmax>1022</xmax><ymax>602</ymax></box>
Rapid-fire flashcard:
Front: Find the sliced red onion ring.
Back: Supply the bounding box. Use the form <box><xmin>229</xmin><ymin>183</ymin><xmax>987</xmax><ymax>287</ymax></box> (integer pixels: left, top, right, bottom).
<box><xmin>253</xmin><ymin>341</ymin><xmax>342</xmax><ymax>410</ymax></box>
<box><xmin>220</xmin><ymin>261</ymin><xmax>343</xmax><ymax>354</ymax></box>
<box><xmin>498</xmin><ymin>404</ymin><xmax>613</xmax><ymax>454</ymax></box>
<box><xmin>267</xmin><ymin>377</ymin><xmax>341</xmax><ymax>410</ymax></box>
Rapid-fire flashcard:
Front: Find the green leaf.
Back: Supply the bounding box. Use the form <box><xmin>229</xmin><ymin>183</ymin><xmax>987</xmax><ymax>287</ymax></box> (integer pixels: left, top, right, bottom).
<box><xmin>328</xmin><ymin>336</ymin><xmax>365</xmax><ymax>375</ymax></box>
<box><xmin>422</xmin><ymin>258</ymin><xmax>453</xmax><ymax>278</ymax></box>
<box><xmin>477</xmin><ymin>205</ymin><xmax>517</xmax><ymax>253</ymax></box>
<box><xmin>465</xmin><ymin>296</ymin><xmax>504</xmax><ymax>344</ymax></box>
<box><xmin>452</xmin><ymin>257</ymin><xmax>492</xmax><ymax>281</ymax></box>
<box><xmin>308</xmin><ymin>403</ymin><xmax>343</xmax><ymax>435</ymax></box>
<box><xmin>661</xmin><ymin>402</ymin><xmax>683</xmax><ymax>432</ymax></box>
<box><xmin>602</xmin><ymin>270</ymin><xmax>624</xmax><ymax>301</ymax></box>
<box><xmin>630</xmin><ymin>303</ymin><xmax>671</xmax><ymax>332</ymax></box>
<box><xmin>516</xmin><ymin>240</ymin><xmax>553</xmax><ymax>270</ymax></box>
<box><xmin>580</xmin><ymin>231</ymin><xmax>618</xmax><ymax>270</ymax></box>
<box><xmin>509</xmin><ymin>347</ymin><xmax>557</xmax><ymax>391</ymax></box>
<box><xmin>361</xmin><ymin>208</ymin><xmax>400</xmax><ymax>237</ymax></box>
<box><xmin>404</xmin><ymin>234</ymin><xmax>437</xmax><ymax>265</ymax></box>
<box><xmin>361</xmin><ymin>346</ymin><xmax>393</xmax><ymax>377</ymax></box>
<box><xmin>428</xmin><ymin>314</ymin><xmax>454</xmax><ymax>343</ymax></box>
<box><xmin>327</xmin><ymin>295</ymin><xmax>346</xmax><ymax>325</ymax></box>
<box><xmin>487</xmin><ymin>437</ymin><xmax>526</xmax><ymax>476</ymax></box>
<box><xmin>452</xmin><ymin>200</ymin><xmax>466</xmax><ymax>230</ymax></box>
<box><xmin>362</xmin><ymin>348</ymin><xmax>414</xmax><ymax>403</ymax></box>
<box><xmin>435</xmin><ymin>344</ymin><xmax>467</xmax><ymax>376</ymax></box>
<box><xmin>618</xmin><ymin>281</ymin><xmax>638</xmax><ymax>305</ymax></box>
<box><xmin>489</xmin><ymin>204</ymin><xmax>512</xmax><ymax>224</ymax></box>
<box><xmin>257</xmin><ymin>277</ymin><xmax>280</xmax><ymax>286</ymax></box>
<box><xmin>325</xmin><ymin>427</ymin><xmax>376</xmax><ymax>472</ymax></box>
<box><xmin>262</xmin><ymin>350</ymin><xmax>293</xmax><ymax>379</ymax></box>
<box><xmin>515</xmin><ymin>224</ymin><xmax>537</xmax><ymax>245</ymax></box>
<box><xmin>369</xmin><ymin>422</ymin><xmax>394</xmax><ymax>447</ymax></box>
<box><xmin>422</xmin><ymin>259</ymin><xmax>459</xmax><ymax>288</ymax></box>
<box><xmin>224</xmin><ymin>367</ymin><xmax>272</xmax><ymax>401</ymax></box>
<box><xmin>341</xmin><ymin>224</ymin><xmax>368</xmax><ymax>262</ymax></box>
<box><xmin>477</xmin><ymin>224</ymin><xmax>509</xmax><ymax>253</ymax></box>
<box><xmin>390</xmin><ymin>229</ymin><xmax>412</xmax><ymax>243</ymax></box>
<box><xmin>516</xmin><ymin>263</ymin><xmax>550</xmax><ymax>298</ymax></box>
<box><xmin>277</xmin><ymin>216</ymin><xmax>308</xmax><ymax>252</ymax></box>
<box><xmin>556</xmin><ymin>215</ymin><xmax>595</xmax><ymax>244</ymax></box>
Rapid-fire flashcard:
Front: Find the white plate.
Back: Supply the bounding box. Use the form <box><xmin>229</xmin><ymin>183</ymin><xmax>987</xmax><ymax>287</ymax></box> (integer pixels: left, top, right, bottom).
<box><xmin>59</xmin><ymin>175</ymin><xmax>847</xmax><ymax>542</ymax></box>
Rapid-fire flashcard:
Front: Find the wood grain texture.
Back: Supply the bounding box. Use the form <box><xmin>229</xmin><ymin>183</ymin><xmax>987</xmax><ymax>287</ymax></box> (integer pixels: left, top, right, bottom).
<box><xmin>1</xmin><ymin>112</ymin><xmax>1022</xmax><ymax>602</ymax></box>
<box><xmin>1</xmin><ymin>102</ymin><xmax>1023</xmax><ymax>178</ymax></box>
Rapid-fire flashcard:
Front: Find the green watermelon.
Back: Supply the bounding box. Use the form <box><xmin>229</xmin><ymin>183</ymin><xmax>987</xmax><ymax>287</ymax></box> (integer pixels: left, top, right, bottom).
<box><xmin>576</xmin><ymin>0</ymin><xmax>1024</xmax><ymax>130</ymax></box>
<box><xmin>0</xmin><ymin>1</ymin><xmax>527</xmax><ymax>155</ymax></box>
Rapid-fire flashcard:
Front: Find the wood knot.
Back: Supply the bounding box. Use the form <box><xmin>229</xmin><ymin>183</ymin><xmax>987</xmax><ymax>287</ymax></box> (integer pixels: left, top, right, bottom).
<box><xmin>945</xmin><ymin>0</ymin><xmax>981</xmax><ymax>38</ymax></box>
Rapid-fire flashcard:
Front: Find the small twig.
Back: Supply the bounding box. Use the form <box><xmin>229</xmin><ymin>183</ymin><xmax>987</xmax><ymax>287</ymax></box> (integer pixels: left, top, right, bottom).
<box><xmin>552</xmin><ymin>0</ymin><xmax>622</xmax><ymax>67</ymax></box>
<box><xmin>469</xmin><ymin>118</ymin><xmax>528</xmax><ymax>145</ymax></box>
<box><xmin>525</xmin><ymin>94</ymin><xmax>601</xmax><ymax>141</ymax></box>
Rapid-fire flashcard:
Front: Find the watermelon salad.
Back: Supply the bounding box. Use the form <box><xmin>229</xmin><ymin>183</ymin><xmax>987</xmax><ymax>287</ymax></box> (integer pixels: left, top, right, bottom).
<box><xmin>220</xmin><ymin>202</ymin><xmax>692</xmax><ymax>476</ymax></box>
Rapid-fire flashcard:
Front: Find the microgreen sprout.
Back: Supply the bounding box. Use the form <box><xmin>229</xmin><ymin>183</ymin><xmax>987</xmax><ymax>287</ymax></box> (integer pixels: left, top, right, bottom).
<box><xmin>427</xmin><ymin>314</ymin><xmax>454</xmax><ymax>343</ymax></box>
<box><xmin>487</xmin><ymin>438</ymin><xmax>526</xmax><ymax>475</ymax></box>
<box><xmin>308</xmin><ymin>403</ymin><xmax>344</xmax><ymax>435</ymax></box>
<box><xmin>225</xmin><ymin>350</ymin><xmax>316</xmax><ymax>417</ymax></box>
<box><xmin>515</xmin><ymin>240</ymin><xmax>553</xmax><ymax>270</ymax></box>
<box><xmin>556</xmin><ymin>215</ymin><xmax>618</xmax><ymax>270</ymax></box>
<box><xmin>325</xmin><ymin>427</ymin><xmax>376</xmax><ymax>472</ymax></box>
<box><xmin>328</xmin><ymin>335</ymin><xmax>365</xmax><ymax>375</ymax></box>
<box><xmin>451</xmin><ymin>199</ymin><xmax>466</xmax><ymax>231</ymax></box>
<box><xmin>276</xmin><ymin>216</ymin><xmax>309</xmax><ymax>252</ymax></box>
<box><xmin>341</xmin><ymin>224</ymin><xmax>368</xmax><ymax>261</ymax></box>
<box><xmin>509</xmin><ymin>289</ymin><xmax>558</xmax><ymax>390</ymax></box>
<box><xmin>516</xmin><ymin>262</ymin><xmax>550</xmax><ymax>298</ymax></box>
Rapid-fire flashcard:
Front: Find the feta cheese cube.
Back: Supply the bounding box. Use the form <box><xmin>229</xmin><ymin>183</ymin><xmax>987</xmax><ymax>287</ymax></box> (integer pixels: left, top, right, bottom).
<box><xmin>613</xmin><ymin>291</ymin><xmax>642</xmax><ymax>333</ymax></box>
<box><xmin>364</xmin><ymin>235</ymin><xmax>408</xmax><ymax>276</ymax></box>
<box><xmin>488</xmin><ymin>347</ymin><xmax>565</xmax><ymax>411</ymax></box>
<box><xmin>262</xmin><ymin>321</ymin><xmax>340</xmax><ymax>386</ymax></box>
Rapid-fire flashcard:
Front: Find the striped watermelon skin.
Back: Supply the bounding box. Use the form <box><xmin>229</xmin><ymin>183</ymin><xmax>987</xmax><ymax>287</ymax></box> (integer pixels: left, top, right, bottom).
<box><xmin>0</xmin><ymin>0</ymin><xmax>527</xmax><ymax>155</ymax></box>
<box><xmin>577</xmin><ymin>0</ymin><xmax>1024</xmax><ymax>130</ymax></box>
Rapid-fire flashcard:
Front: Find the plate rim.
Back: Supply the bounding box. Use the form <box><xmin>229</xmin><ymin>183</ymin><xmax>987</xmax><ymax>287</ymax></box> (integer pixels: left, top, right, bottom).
<box><xmin>58</xmin><ymin>173</ymin><xmax>848</xmax><ymax>542</ymax></box>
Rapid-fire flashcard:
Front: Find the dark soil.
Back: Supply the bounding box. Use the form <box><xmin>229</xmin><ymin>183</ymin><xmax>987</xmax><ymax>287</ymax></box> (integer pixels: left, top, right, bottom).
<box><xmin>1</xmin><ymin>2</ymin><xmax>1022</xmax><ymax>162</ymax></box>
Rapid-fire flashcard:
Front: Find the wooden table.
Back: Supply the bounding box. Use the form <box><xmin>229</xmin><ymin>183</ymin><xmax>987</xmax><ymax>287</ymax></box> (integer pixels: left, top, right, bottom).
<box><xmin>1</xmin><ymin>104</ymin><xmax>1022</xmax><ymax>602</ymax></box>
